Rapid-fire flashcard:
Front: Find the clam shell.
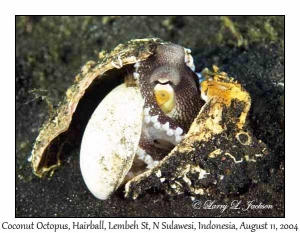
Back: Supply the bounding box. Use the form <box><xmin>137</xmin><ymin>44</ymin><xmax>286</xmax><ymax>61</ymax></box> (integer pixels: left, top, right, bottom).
<box><xmin>124</xmin><ymin>68</ymin><xmax>269</xmax><ymax>199</ymax></box>
<box><xmin>80</xmin><ymin>84</ymin><xmax>144</xmax><ymax>200</ymax></box>
<box><xmin>30</xmin><ymin>38</ymin><xmax>165</xmax><ymax>177</ymax></box>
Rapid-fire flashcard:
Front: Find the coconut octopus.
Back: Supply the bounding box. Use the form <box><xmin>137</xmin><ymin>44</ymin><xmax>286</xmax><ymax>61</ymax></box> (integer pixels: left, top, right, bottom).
<box><xmin>132</xmin><ymin>43</ymin><xmax>204</xmax><ymax>167</ymax></box>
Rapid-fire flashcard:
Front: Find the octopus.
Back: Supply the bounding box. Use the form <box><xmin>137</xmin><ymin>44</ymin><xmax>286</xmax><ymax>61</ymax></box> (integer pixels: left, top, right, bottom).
<box><xmin>132</xmin><ymin>44</ymin><xmax>204</xmax><ymax>166</ymax></box>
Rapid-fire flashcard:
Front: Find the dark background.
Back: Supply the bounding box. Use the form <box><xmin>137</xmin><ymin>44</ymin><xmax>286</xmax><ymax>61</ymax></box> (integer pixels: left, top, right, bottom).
<box><xmin>16</xmin><ymin>16</ymin><xmax>284</xmax><ymax>217</ymax></box>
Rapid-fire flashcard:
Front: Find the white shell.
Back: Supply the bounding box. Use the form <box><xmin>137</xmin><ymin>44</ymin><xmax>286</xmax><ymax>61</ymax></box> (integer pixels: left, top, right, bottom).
<box><xmin>80</xmin><ymin>84</ymin><xmax>144</xmax><ymax>200</ymax></box>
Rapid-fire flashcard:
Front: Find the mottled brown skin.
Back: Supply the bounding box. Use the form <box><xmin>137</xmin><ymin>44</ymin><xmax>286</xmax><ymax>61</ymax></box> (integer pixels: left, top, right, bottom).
<box><xmin>137</xmin><ymin>43</ymin><xmax>204</xmax><ymax>159</ymax></box>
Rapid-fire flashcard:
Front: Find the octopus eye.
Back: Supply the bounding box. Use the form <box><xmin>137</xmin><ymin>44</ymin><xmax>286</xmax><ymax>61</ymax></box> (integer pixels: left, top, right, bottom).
<box><xmin>154</xmin><ymin>82</ymin><xmax>175</xmax><ymax>114</ymax></box>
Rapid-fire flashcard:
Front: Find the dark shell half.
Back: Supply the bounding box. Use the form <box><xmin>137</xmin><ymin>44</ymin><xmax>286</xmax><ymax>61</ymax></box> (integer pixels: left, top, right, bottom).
<box><xmin>30</xmin><ymin>38</ymin><xmax>166</xmax><ymax>177</ymax></box>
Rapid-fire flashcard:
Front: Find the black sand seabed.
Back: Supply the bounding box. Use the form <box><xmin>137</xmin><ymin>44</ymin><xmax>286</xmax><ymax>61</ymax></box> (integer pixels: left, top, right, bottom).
<box><xmin>16</xmin><ymin>16</ymin><xmax>284</xmax><ymax>217</ymax></box>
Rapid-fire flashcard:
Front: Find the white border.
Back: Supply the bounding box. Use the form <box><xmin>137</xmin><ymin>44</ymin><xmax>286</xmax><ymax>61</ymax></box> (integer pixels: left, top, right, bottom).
<box><xmin>2</xmin><ymin>0</ymin><xmax>300</xmax><ymax>232</ymax></box>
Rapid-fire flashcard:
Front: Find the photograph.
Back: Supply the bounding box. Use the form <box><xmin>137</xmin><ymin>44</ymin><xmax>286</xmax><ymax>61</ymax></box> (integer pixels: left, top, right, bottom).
<box><xmin>15</xmin><ymin>16</ymin><xmax>284</xmax><ymax>218</ymax></box>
